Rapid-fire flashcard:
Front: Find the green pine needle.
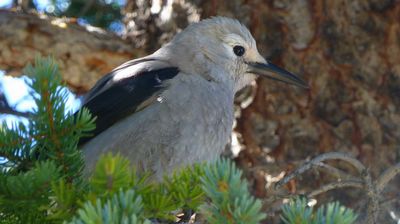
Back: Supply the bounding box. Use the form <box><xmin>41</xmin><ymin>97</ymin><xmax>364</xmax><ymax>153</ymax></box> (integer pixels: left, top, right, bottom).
<box><xmin>68</xmin><ymin>189</ymin><xmax>150</xmax><ymax>224</ymax></box>
<box><xmin>89</xmin><ymin>153</ymin><xmax>132</xmax><ymax>197</ymax></box>
<box><xmin>0</xmin><ymin>161</ymin><xmax>60</xmax><ymax>223</ymax></box>
<box><xmin>0</xmin><ymin>56</ymin><xmax>95</xmax><ymax>223</ymax></box>
<box><xmin>281</xmin><ymin>197</ymin><xmax>358</xmax><ymax>224</ymax></box>
<box><xmin>200</xmin><ymin>158</ymin><xmax>266</xmax><ymax>224</ymax></box>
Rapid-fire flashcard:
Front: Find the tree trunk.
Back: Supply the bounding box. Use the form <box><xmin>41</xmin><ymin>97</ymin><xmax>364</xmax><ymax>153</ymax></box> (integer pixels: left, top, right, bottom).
<box><xmin>188</xmin><ymin>0</ymin><xmax>400</xmax><ymax>168</ymax></box>
<box><xmin>189</xmin><ymin>1</ymin><xmax>400</xmax><ymax>221</ymax></box>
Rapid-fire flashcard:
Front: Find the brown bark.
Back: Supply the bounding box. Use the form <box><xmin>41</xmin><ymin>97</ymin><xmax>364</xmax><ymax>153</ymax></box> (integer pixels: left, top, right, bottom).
<box><xmin>189</xmin><ymin>0</ymin><xmax>400</xmax><ymax>222</ymax></box>
<box><xmin>0</xmin><ymin>10</ymin><xmax>145</xmax><ymax>92</ymax></box>
<box><xmin>219</xmin><ymin>0</ymin><xmax>400</xmax><ymax>173</ymax></box>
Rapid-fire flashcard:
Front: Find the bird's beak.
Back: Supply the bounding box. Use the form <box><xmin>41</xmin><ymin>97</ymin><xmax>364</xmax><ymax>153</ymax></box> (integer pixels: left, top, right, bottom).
<box><xmin>247</xmin><ymin>61</ymin><xmax>309</xmax><ymax>88</ymax></box>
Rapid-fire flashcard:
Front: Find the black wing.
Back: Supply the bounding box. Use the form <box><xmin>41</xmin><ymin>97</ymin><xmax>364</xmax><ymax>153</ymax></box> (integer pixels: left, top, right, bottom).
<box><xmin>77</xmin><ymin>59</ymin><xmax>179</xmax><ymax>145</ymax></box>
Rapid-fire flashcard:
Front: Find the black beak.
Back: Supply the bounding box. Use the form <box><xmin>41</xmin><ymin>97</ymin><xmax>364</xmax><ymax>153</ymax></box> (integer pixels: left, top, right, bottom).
<box><xmin>247</xmin><ymin>62</ymin><xmax>309</xmax><ymax>88</ymax></box>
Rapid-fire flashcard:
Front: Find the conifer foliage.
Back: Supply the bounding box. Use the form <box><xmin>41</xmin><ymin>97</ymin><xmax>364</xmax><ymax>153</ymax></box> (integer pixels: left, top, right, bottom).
<box><xmin>0</xmin><ymin>57</ymin><xmax>95</xmax><ymax>223</ymax></box>
<box><xmin>0</xmin><ymin>57</ymin><xmax>357</xmax><ymax>223</ymax></box>
<box><xmin>281</xmin><ymin>197</ymin><xmax>358</xmax><ymax>224</ymax></box>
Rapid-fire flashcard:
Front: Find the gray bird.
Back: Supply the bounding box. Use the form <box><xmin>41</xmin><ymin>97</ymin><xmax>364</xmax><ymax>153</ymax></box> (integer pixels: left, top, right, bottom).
<box><xmin>80</xmin><ymin>17</ymin><xmax>308</xmax><ymax>179</ymax></box>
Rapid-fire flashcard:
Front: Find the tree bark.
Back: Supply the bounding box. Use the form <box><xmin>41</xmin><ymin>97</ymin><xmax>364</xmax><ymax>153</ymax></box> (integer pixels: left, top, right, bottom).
<box><xmin>0</xmin><ymin>10</ymin><xmax>145</xmax><ymax>92</ymax></box>
<box><xmin>182</xmin><ymin>0</ymin><xmax>400</xmax><ymax>162</ymax></box>
<box><xmin>215</xmin><ymin>0</ymin><xmax>400</xmax><ymax>174</ymax></box>
<box><xmin>188</xmin><ymin>1</ymin><xmax>400</xmax><ymax>221</ymax></box>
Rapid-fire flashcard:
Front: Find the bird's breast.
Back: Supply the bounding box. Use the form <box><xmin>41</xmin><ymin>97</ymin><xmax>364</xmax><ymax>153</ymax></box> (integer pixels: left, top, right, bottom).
<box><xmin>159</xmin><ymin>74</ymin><xmax>235</xmax><ymax>164</ymax></box>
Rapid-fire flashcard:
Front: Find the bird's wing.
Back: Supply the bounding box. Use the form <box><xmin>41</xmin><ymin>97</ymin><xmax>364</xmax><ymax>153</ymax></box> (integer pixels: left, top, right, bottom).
<box><xmin>78</xmin><ymin>58</ymin><xmax>179</xmax><ymax>145</ymax></box>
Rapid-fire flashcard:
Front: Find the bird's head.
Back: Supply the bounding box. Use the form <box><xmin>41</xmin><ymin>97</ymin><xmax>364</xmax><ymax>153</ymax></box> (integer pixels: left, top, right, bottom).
<box><xmin>161</xmin><ymin>17</ymin><xmax>308</xmax><ymax>92</ymax></box>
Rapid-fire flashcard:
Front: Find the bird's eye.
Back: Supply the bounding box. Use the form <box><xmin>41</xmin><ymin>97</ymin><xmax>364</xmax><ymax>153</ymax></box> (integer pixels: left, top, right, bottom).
<box><xmin>233</xmin><ymin>45</ymin><xmax>245</xmax><ymax>56</ymax></box>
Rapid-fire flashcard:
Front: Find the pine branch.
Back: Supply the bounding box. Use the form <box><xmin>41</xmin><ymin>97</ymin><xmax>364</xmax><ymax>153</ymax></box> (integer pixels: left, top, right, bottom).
<box><xmin>281</xmin><ymin>197</ymin><xmax>357</xmax><ymax>224</ymax></box>
<box><xmin>68</xmin><ymin>189</ymin><xmax>150</xmax><ymax>224</ymax></box>
<box><xmin>0</xmin><ymin>161</ymin><xmax>60</xmax><ymax>223</ymax></box>
<box><xmin>200</xmin><ymin>158</ymin><xmax>266</xmax><ymax>224</ymax></box>
<box><xmin>0</xmin><ymin>57</ymin><xmax>95</xmax><ymax>223</ymax></box>
<box><xmin>21</xmin><ymin>57</ymin><xmax>95</xmax><ymax>181</ymax></box>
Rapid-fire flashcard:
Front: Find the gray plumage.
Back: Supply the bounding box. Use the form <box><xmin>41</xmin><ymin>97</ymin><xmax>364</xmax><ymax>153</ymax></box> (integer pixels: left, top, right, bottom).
<box><xmin>80</xmin><ymin>17</ymin><xmax>308</xmax><ymax>179</ymax></box>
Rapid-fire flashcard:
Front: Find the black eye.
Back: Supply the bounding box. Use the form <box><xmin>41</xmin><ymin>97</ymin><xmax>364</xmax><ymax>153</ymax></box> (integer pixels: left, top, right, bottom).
<box><xmin>233</xmin><ymin>45</ymin><xmax>245</xmax><ymax>56</ymax></box>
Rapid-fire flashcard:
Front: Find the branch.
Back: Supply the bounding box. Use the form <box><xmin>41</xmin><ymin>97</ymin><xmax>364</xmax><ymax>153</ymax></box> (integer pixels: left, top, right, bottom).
<box><xmin>0</xmin><ymin>106</ymin><xmax>32</xmax><ymax>118</ymax></box>
<box><xmin>0</xmin><ymin>10</ymin><xmax>145</xmax><ymax>92</ymax></box>
<box><xmin>316</xmin><ymin>162</ymin><xmax>358</xmax><ymax>180</ymax></box>
<box><xmin>307</xmin><ymin>180</ymin><xmax>364</xmax><ymax>198</ymax></box>
<box><xmin>274</xmin><ymin>152</ymin><xmax>381</xmax><ymax>224</ymax></box>
<box><xmin>275</xmin><ymin>152</ymin><xmax>366</xmax><ymax>189</ymax></box>
<box><xmin>376</xmin><ymin>162</ymin><xmax>400</xmax><ymax>193</ymax></box>
<box><xmin>0</xmin><ymin>90</ymin><xmax>32</xmax><ymax>118</ymax></box>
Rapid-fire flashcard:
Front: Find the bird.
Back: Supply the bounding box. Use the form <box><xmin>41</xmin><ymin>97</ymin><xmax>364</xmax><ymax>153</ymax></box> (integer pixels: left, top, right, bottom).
<box><xmin>79</xmin><ymin>17</ymin><xmax>308</xmax><ymax>179</ymax></box>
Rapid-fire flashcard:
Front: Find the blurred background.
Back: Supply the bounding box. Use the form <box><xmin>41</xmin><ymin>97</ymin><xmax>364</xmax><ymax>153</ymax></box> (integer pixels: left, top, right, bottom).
<box><xmin>0</xmin><ymin>0</ymin><xmax>399</xmax><ymax>223</ymax></box>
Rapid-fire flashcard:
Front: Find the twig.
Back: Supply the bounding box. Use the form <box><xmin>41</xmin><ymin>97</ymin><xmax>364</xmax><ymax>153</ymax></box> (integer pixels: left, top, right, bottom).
<box><xmin>273</xmin><ymin>152</ymin><xmax>382</xmax><ymax>224</ymax></box>
<box><xmin>316</xmin><ymin>162</ymin><xmax>358</xmax><ymax>180</ymax></box>
<box><xmin>307</xmin><ymin>180</ymin><xmax>364</xmax><ymax>198</ymax></box>
<box><xmin>375</xmin><ymin>162</ymin><xmax>400</xmax><ymax>193</ymax></box>
<box><xmin>275</xmin><ymin>152</ymin><xmax>366</xmax><ymax>189</ymax></box>
<box><xmin>379</xmin><ymin>196</ymin><xmax>399</xmax><ymax>207</ymax></box>
<box><xmin>361</xmin><ymin>162</ymin><xmax>400</xmax><ymax>223</ymax></box>
<box><xmin>362</xmin><ymin>167</ymin><xmax>379</xmax><ymax>224</ymax></box>
<box><xmin>0</xmin><ymin>106</ymin><xmax>32</xmax><ymax>118</ymax></box>
<box><xmin>0</xmin><ymin>91</ymin><xmax>32</xmax><ymax>118</ymax></box>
